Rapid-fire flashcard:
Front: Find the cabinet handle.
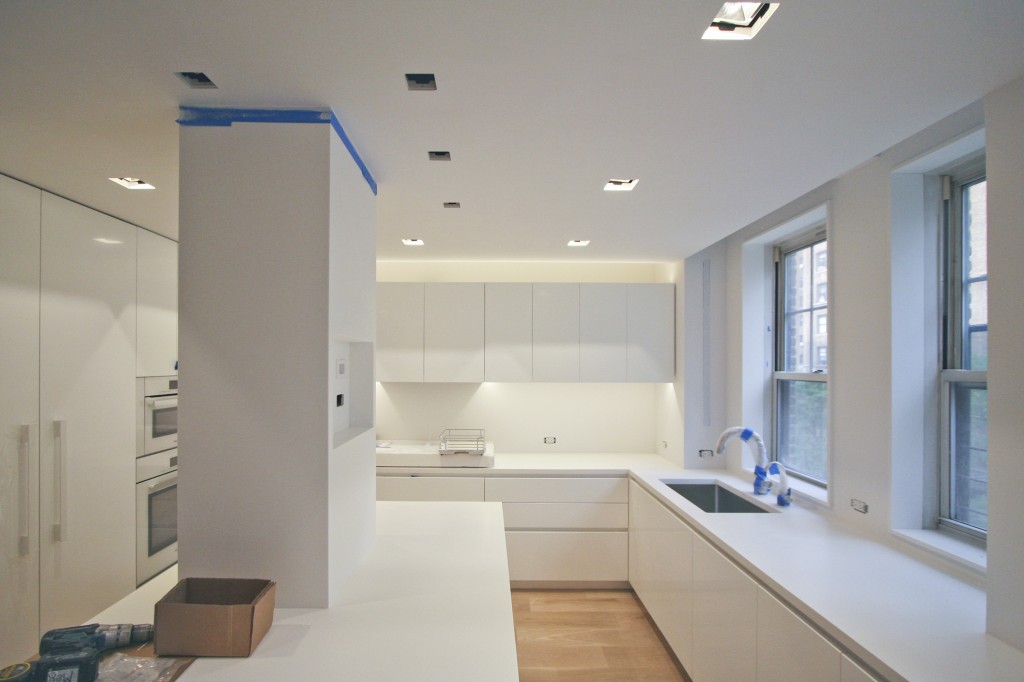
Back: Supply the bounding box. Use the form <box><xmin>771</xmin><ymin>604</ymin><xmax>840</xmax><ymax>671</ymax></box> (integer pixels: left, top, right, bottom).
<box><xmin>18</xmin><ymin>424</ymin><xmax>31</xmax><ymax>556</ymax></box>
<box><xmin>53</xmin><ymin>420</ymin><xmax>67</xmax><ymax>542</ymax></box>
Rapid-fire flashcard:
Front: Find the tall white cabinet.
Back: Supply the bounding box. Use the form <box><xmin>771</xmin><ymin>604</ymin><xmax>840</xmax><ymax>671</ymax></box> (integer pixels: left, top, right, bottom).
<box><xmin>424</xmin><ymin>283</ymin><xmax>485</xmax><ymax>382</ymax></box>
<box><xmin>137</xmin><ymin>229</ymin><xmax>178</xmax><ymax>377</ymax></box>
<box><xmin>1</xmin><ymin>179</ymin><xmax>138</xmax><ymax>662</ymax></box>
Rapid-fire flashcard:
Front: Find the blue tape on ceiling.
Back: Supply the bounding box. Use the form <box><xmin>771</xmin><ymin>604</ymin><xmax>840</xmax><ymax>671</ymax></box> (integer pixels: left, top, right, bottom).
<box><xmin>329</xmin><ymin>110</ymin><xmax>378</xmax><ymax>196</ymax></box>
<box><xmin>176</xmin><ymin>106</ymin><xmax>377</xmax><ymax>195</ymax></box>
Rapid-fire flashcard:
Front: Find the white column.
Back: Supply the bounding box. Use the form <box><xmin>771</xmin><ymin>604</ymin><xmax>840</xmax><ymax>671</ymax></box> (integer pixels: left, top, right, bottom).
<box><xmin>177</xmin><ymin>115</ymin><xmax>376</xmax><ymax>608</ymax></box>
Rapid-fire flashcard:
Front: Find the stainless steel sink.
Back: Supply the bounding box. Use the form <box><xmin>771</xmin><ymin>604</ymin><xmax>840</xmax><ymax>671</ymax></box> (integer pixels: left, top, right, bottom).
<box><xmin>663</xmin><ymin>482</ymin><xmax>769</xmax><ymax>513</ymax></box>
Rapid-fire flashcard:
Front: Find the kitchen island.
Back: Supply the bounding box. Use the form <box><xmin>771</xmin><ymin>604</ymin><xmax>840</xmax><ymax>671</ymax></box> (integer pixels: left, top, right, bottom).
<box><xmin>91</xmin><ymin>501</ymin><xmax>518</xmax><ymax>681</ymax></box>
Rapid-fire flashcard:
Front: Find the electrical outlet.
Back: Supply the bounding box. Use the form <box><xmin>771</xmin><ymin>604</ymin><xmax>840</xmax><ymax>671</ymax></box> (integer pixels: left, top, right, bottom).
<box><xmin>699</xmin><ymin>449</ymin><xmax>713</xmax><ymax>458</ymax></box>
<box><xmin>851</xmin><ymin>498</ymin><xmax>869</xmax><ymax>514</ymax></box>
<box><xmin>544</xmin><ymin>436</ymin><xmax>556</xmax><ymax>444</ymax></box>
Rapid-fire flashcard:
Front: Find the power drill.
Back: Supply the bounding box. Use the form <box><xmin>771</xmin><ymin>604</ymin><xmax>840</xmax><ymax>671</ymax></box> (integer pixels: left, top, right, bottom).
<box><xmin>2</xmin><ymin>623</ymin><xmax>154</xmax><ymax>682</ymax></box>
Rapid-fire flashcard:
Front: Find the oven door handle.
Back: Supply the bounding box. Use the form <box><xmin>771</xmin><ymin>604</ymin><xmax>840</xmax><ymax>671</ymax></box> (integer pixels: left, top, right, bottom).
<box><xmin>145</xmin><ymin>397</ymin><xmax>178</xmax><ymax>409</ymax></box>
<box><xmin>148</xmin><ymin>476</ymin><xmax>177</xmax><ymax>494</ymax></box>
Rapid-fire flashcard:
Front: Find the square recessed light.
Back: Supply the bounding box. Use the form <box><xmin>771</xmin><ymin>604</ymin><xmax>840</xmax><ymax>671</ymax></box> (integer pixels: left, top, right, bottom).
<box><xmin>175</xmin><ymin>71</ymin><xmax>217</xmax><ymax>89</ymax></box>
<box><xmin>443</xmin><ymin>202</ymin><xmax>461</xmax><ymax>208</ymax></box>
<box><xmin>568</xmin><ymin>240</ymin><xmax>591</xmax><ymax>247</ymax></box>
<box><xmin>428</xmin><ymin>151</ymin><xmax>452</xmax><ymax>161</ymax></box>
<box><xmin>604</xmin><ymin>179</ymin><xmax>638</xmax><ymax>191</ymax></box>
<box><xmin>702</xmin><ymin>3</ymin><xmax>778</xmax><ymax>40</ymax></box>
<box><xmin>109</xmin><ymin>177</ymin><xmax>155</xmax><ymax>190</ymax></box>
<box><xmin>402</xmin><ymin>238</ymin><xmax>425</xmax><ymax>246</ymax></box>
<box><xmin>405</xmin><ymin>73</ymin><xmax>437</xmax><ymax>91</ymax></box>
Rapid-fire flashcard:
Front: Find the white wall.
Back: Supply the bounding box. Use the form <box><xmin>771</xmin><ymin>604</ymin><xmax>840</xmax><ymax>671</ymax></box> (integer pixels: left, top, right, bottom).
<box><xmin>694</xmin><ymin>79</ymin><xmax>1024</xmax><ymax>650</ymax></box>
<box><xmin>178</xmin><ymin>121</ymin><xmax>375</xmax><ymax>608</ymax></box>
<box><xmin>984</xmin><ymin>74</ymin><xmax>1024</xmax><ymax>651</ymax></box>
<box><xmin>377</xmin><ymin>261</ymin><xmax>671</xmax><ymax>455</ymax></box>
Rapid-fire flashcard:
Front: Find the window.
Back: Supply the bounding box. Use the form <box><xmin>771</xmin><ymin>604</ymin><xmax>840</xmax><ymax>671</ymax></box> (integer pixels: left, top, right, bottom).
<box><xmin>774</xmin><ymin>231</ymin><xmax>828</xmax><ymax>484</ymax></box>
<box><xmin>941</xmin><ymin>164</ymin><xmax>988</xmax><ymax>537</ymax></box>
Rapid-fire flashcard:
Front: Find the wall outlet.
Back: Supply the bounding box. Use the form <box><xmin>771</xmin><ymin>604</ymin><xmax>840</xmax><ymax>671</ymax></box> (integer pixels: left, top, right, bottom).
<box><xmin>850</xmin><ymin>498</ymin><xmax>869</xmax><ymax>514</ymax></box>
<box><xmin>698</xmin><ymin>449</ymin><xmax>713</xmax><ymax>458</ymax></box>
<box><xmin>544</xmin><ymin>436</ymin><xmax>557</xmax><ymax>444</ymax></box>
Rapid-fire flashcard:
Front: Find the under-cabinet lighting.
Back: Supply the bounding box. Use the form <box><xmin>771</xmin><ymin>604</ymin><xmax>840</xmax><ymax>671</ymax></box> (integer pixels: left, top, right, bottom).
<box><xmin>109</xmin><ymin>177</ymin><xmax>155</xmax><ymax>190</ymax></box>
<box><xmin>568</xmin><ymin>240</ymin><xmax>590</xmax><ymax>247</ymax></box>
<box><xmin>604</xmin><ymin>179</ymin><xmax>638</xmax><ymax>191</ymax></box>
<box><xmin>702</xmin><ymin>3</ymin><xmax>778</xmax><ymax>40</ymax></box>
<box><xmin>402</xmin><ymin>238</ymin><xmax>425</xmax><ymax>246</ymax></box>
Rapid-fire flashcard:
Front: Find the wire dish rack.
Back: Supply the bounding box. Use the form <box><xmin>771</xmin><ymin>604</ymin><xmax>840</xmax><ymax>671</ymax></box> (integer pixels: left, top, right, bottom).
<box><xmin>439</xmin><ymin>429</ymin><xmax>486</xmax><ymax>455</ymax></box>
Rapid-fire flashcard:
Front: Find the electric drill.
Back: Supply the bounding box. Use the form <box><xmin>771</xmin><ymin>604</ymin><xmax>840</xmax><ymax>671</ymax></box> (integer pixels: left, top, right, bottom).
<box><xmin>0</xmin><ymin>623</ymin><xmax>154</xmax><ymax>682</ymax></box>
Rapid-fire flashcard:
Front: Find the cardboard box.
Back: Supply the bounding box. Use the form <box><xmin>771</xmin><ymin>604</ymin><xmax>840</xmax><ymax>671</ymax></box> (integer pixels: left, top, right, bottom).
<box><xmin>154</xmin><ymin>578</ymin><xmax>276</xmax><ymax>657</ymax></box>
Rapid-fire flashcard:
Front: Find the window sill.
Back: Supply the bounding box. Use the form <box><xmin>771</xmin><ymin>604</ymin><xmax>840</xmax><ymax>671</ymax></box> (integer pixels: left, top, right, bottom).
<box><xmin>891</xmin><ymin>528</ymin><xmax>986</xmax><ymax>578</ymax></box>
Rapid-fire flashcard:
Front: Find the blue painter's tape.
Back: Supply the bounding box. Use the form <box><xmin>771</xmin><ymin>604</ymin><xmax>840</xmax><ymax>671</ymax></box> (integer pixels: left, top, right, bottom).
<box><xmin>177</xmin><ymin>106</ymin><xmax>331</xmax><ymax>126</ymax></box>
<box><xmin>176</xmin><ymin>106</ymin><xmax>377</xmax><ymax>195</ymax></box>
<box><xmin>329</xmin><ymin>110</ymin><xmax>377</xmax><ymax>196</ymax></box>
<box><xmin>740</xmin><ymin>428</ymin><xmax>754</xmax><ymax>442</ymax></box>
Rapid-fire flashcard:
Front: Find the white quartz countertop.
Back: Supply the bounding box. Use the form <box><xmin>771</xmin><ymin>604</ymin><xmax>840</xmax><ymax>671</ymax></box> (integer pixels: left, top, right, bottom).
<box><xmin>91</xmin><ymin>501</ymin><xmax>519</xmax><ymax>681</ymax></box>
<box><xmin>378</xmin><ymin>452</ymin><xmax>1024</xmax><ymax>681</ymax></box>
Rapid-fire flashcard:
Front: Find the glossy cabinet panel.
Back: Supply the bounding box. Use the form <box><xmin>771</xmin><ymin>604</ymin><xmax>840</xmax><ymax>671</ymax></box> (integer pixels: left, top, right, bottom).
<box><xmin>136</xmin><ymin>229</ymin><xmax>178</xmax><ymax>376</ymax></box>
<box><xmin>505</xmin><ymin>531</ymin><xmax>628</xmax><ymax>581</ymax></box>
<box><xmin>756</xmin><ymin>587</ymin><xmax>841</xmax><ymax>682</ymax></box>
<box><xmin>627</xmin><ymin>283</ymin><xmax>675</xmax><ymax>381</ymax></box>
<box><xmin>376</xmin><ymin>283</ymin><xmax>424</xmax><ymax>382</ymax></box>
<box><xmin>424</xmin><ymin>283</ymin><xmax>485</xmax><ymax>382</ymax></box>
<box><xmin>485</xmin><ymin>477</ymin><xmax>628</xmax><ymax>503</ymax></box>
<box><xmin>484</xmin><ymin>283</ymin><xmax>533</xmax><ymax>381</ymax></box>
<box><xmin>841</xmin><ymin>654</ymin><xmax>881</xmax><ymax>682</ymax></box>
<box><xmin>501</xmin><ymin>502</ymin><xmax>627</xmax><ymax>529</ymax></box>
<box><xmin>376</xmin><ymin>475</ymin><xmax>485</xmax><ymax>501</ymax></box>
<box><xmin>532</xmin><ymin>283</ymin><xmax>580</xmax><ymax>382</ymax></box>
<box><xmin>580</xmin><ymin>284</ymin><xmax>628</xmax><ymax>381</ymax></box>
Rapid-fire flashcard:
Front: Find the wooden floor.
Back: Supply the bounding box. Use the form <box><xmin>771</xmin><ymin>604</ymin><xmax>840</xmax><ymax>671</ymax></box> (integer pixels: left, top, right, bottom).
<box><xmin>512</xmin><ymin>590</ymin><xmax>689</xmax><ymax>682</ymax></box>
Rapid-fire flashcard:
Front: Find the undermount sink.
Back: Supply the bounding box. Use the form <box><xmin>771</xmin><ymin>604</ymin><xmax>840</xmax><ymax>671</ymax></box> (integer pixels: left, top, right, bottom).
<box><xmin>663</xmin><ymin>482</ymin><xmax>770</xmax><ymax>513</ymax></box>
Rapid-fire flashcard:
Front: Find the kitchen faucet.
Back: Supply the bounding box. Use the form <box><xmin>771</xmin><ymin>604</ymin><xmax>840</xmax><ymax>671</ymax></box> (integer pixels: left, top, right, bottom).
<box><xmin>714</xmin><ymin>427</ymin><xmax>792</xmax><ymax>505</ymax></box>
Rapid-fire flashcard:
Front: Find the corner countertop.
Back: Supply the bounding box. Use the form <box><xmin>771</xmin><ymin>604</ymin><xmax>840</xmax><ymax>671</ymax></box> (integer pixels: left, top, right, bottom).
<box><xmin>91</xmin><ymin>501</ymin><xmax>518</xmax><ymax>681</ymax></box>
<box><xmin>379</xmin><ymin>452</ymin><xmax>1024</xmax><ymax>681</ymax></box>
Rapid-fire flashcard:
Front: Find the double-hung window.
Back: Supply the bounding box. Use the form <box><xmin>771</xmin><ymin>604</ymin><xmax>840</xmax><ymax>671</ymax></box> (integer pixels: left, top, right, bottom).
<box><xmin>941</xmin><ymin>164</ymin><xmax>988</xmax><ymax>538</ymax></box>
<box><xmin>774</xmin><ymin>230</ymin><xmax>829</xmax><ymax>485</ymax></box>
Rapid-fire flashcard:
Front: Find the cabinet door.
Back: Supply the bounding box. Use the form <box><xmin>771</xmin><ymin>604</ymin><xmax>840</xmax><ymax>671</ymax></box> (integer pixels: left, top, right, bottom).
<box><xmin>629</xmin><ymin>483</ymin><xmax>694</xmax><ymax>672</ymax></box>
<box><xmin>377</xmin><ymin>283</ymin><xmax>424</xmax><ymax>382</ymax></box>
<box><xmin>39</xmin><ymin>194</ymin><xmax>137</xmax><ymax>633</ymax></box>
<box><xmin>757</xmin><ymin>587</ymin><xmax>841</xmax><ymax>682</ymax></box>
<box><xmin>841</xmin><ymin>655</ymin><xmax>880</xmax><ymax>682</ymax></box>
<box><xmin>627</xmin><ymin>283</ymin><xmax>674</xmax><ymax>381</ymax></box>
<box><xmin>0</xmin><ymin>175</ymin><xmax>41</xmax><ymax>662</ymax></box>
<box><xmin>505</xmin><ymin>531</ymin><xmax>627</xmax><ymax>581</ymax></box>
<box><xmin>692</xmin><ymin>535</ymin><xmax>757</xmax><ymax>682</ymax></box>
<box><xmin>424</xmin><ymin>283</ymin><xmax>485</xmax><ymax>382</ymax></box>
<box><xmin>532</xmin><ymin>284</ymin><xmax>579</xmax><ymax>382</ymax></box>
<box><xmin>485</xmin><ymin>283</ymin><xmax>532</xmax><ymax>381</ymax></box>
<box><xmin>580</xmin><ymin>284</ymin><xmax>628</xmax><ymax>382</ymax></box>
<box><xmin>376</xmin><ymin>475</ymin><xmax>485</xmax><ymax>501</ymax></box>
<box><xmin>136</xmin><ymin>229</ymin><xmax>178</xmax><ymax>376</ymax></box>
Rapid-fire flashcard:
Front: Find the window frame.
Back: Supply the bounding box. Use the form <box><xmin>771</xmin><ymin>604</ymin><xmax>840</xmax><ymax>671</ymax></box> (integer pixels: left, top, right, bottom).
<box><xmin>772</xmin><ymin>226</ymin><xmax>829</xmax><ymax>487</ymax></box>
<box><xmin>938</xmin><ymin>160</ymin><xmax>987</xmax><ymax>541</ymax></box>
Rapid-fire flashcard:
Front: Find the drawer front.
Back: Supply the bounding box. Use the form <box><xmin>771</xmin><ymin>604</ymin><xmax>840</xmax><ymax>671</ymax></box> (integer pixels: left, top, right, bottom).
<box><xmin>505</xmin><ymin>531</ymin><xmax>628</xmax><ymax>581</ymax></box>
<box><xmin>376</xmin><ymin>476</ymin><xmax>485</xmax><ymax>501</ymax></box>
<box><xmin>501</xmin><ymin>502</ymin><xmax>628</xmax><ymax>530</ymax></box>
<box><xmin>485</xmin><ymin>477</ymin><xmax>628</xmax><ymax>503</ymax></box>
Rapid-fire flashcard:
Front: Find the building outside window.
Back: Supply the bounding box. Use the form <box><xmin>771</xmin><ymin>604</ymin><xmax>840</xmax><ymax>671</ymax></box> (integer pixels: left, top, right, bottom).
<box><xmin>774</xmin><ymin>232</ymin><xmax>828</xmax><ymax>484</ymax></box>
<box><xmin>941</xmin><ymin>164</ymin><xmax>988</xmax><ymax>537</ymax></box>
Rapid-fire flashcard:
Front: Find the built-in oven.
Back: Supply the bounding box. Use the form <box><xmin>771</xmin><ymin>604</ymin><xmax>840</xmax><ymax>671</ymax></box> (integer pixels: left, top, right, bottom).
<box><xmin>137</xmin><ymin>375</ymin><xmax>178</xmax><ymax>456</ymax></box>
<box><xmin>136</xmin><ymin>448</ymin><xmax>178</xmax><ymax>586</ymax></box>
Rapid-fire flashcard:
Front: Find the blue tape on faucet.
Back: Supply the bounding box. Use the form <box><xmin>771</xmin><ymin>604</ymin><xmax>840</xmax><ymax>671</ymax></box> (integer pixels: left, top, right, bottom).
<box><xmin>740</xmin><ymin>428</ymin><xmax>754</xmax><ymax>441</ymax></box>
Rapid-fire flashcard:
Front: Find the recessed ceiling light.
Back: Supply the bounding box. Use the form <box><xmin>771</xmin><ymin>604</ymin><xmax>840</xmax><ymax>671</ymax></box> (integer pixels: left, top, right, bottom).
<box><xmin>702</xmin><ymin>3</ymin><xmax>778</xmax><ymax>40</ymax></box>
<box><xmin>402</xmin><ymin>238</ymin><xmax>425</xmax><ymax>246</ymax></box>
<box><xmin>405</xmin><ymin>73</ymin><xmax>437</xmax><ymax>91</ymax></box>
<box><xmin>443</xmin><ymin>202</ymin><xmax>461</xmax><ymax>208</ymax></box>
<box><xmin>94</xmin><ymin>237</ymin><xmax>125</xmax><ymax>245</ymax></box>
<box><xmin>604</xmin><ymin>179</ymin><xmax>639</xmax><ymax>191</ymax></box>
<box><xmin>175</xmin><ymin>71</ymin><xmax>217</xmax><ymax>89</ymax></box>
<box><xmin>428</xmin><ymin>151</ymin><xmax>452</xmax><ymax>161</ymax></box>
<box><xmin>109</xmin><ymin>177</ymin><xmax>155</xmax><ymax>190</ymax></box>
<box><xmin>568</xmin><ymin>240</ymin><xmax>590</xmax><ymax>247</ymax></box>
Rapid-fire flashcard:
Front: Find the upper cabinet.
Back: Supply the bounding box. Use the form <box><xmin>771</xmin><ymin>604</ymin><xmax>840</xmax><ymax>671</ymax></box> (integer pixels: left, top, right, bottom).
<box><xmin>532</xmin><ymin>284</ymin><xmax>580</xmax><ymax>382</ymax></box>
<box><xmin>424</xmin><ymin>283</ymin><xmax>485</xmax><ymax>382</ymax></box>
<box><xmin>377</xmin><ymin>283</ymin><xmax>424</xmax><ymax>382</ymax></box>
<box><xmin>376</xmin><ymin>281</ymin><xmax>675</xmax><ymax>383</ymax></box>
<box><xmin>137</xmin><ymin>229</ymin><xmax>178</xmax><ymax>377</ymax></box>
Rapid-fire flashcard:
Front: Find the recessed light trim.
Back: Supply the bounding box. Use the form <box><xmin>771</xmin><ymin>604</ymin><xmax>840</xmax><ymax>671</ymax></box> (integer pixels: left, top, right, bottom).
<box><xmin>428</xmin><ymin>151</ymin><xmax>452</xmax><ymax>161</ymax></box>
<box><xmin>702</xmin><ymin>3</ymin><xmax>778</xmax><ymax>40</ymax></box>
<box><xmin>402</xmin><ymin>238</ymin><xmax>425</xmax><ymax>246</ymax></box>
<box><xmin>568</xmin><ymin>240</ymin><xmax>591</xmax><ymax>247</ymax></box>
<box><xmin>405</xmin><ymin>73</ymin><xmax>437</xmax><ymax>91</ymax></box>
<box><xmin>175</xmin><ymin>71</ymin><xmax>217</xmax><ymax>89</ymax></box>
<box><xmin>604</xmin><ymin>179</ymin><xmax>639</xmax><ymax>191</ymax></box>
<box><xmin>109</xmin><ymin>177</ymin><xmax>155</xmax><ymax>190</ymax></box>
<box><xmin>443</xmin><ymin>202</ymin><xmax>461</xmax><ymax>209</ymax></box>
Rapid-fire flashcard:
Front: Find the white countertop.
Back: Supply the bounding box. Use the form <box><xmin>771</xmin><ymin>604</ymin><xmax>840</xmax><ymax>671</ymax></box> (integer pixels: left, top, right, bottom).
<box><xmin>378</xmin><ymin>452</ymin><xmax>1024</xmax><ymax>681</ymax></box>
<box><xmin>92</xmin><ymin>501</ymin><xmax>519</xmax><ymax>681</ymax></box>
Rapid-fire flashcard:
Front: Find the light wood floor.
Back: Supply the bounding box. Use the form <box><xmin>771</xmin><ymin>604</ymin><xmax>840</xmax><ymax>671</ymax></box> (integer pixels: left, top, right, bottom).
<box><xmin>512</xmin><ymin>590</ymin><xmax>689</xmax><ymax>682</ymax></box>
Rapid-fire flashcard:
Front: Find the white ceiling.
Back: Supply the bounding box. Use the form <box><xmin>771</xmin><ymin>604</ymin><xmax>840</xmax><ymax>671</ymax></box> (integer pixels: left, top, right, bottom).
<box><xmin>2</xmin><ymin>1</ymin><xmax>1023</xmax><ymax>262</ymax></box>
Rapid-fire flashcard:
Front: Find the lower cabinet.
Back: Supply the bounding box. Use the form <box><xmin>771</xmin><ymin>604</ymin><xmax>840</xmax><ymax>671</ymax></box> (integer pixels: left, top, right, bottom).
<box><xmin>376</xmin><ymin>474</ymin><xmax>629</xmax><ymax>582</ymax></box>
<box><xmin>756</xmin><ymin>587</ymin><xmax>841</xmax><ymax>682</ymax></box>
